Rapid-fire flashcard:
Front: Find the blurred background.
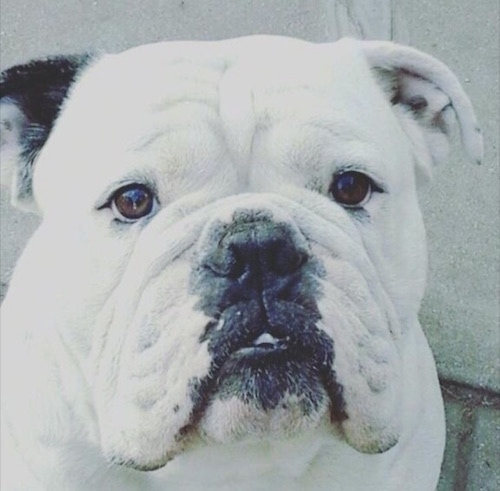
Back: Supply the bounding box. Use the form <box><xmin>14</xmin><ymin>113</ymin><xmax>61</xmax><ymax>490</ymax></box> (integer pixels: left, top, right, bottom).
<box><xmin>1</xmin><ymin>1</ymin><xmax>498</xmax><ymax>489</ymax></box>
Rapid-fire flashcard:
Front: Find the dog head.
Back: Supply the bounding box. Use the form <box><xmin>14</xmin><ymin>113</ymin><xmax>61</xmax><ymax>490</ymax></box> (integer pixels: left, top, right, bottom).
<box><xmin>0</xmin><ymin>36</ymin><xmax>482</xmax><ymax>471</ymax></box>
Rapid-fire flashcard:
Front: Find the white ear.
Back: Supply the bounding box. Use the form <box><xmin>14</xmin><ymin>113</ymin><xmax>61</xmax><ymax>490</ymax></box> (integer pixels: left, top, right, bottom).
<box><xmin>360</xmin><ymin>40</ymin><xmax>483</xmax><ymax>178</ymax></box>
<box><xmin>0</xmin><ymin>54</ymin><xmax>92</xmax><ymax>212</ymax></box>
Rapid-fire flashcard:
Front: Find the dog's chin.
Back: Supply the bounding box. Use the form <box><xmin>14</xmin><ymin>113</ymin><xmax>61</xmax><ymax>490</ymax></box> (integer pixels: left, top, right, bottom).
<box><xmin>198</xmin><ymin>392</ymin><xmax>330</xmax><ymax>445</ymax></box>
<box><xmin>194</xmin><ymin>346</ymin><xmax>338</xmax><ymax>444</ymax></box>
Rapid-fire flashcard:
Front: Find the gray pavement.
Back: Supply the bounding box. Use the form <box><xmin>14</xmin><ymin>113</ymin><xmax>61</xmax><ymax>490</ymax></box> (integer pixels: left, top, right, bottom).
<box><xmin>403</xmin><ymin>0</ymin><xmax>499</xmax><ymax>394</ymax></box>
<box><xmin>1</xmin><ymin>1</ymin><xmax>499</xmax><ymax>489</ymax></box>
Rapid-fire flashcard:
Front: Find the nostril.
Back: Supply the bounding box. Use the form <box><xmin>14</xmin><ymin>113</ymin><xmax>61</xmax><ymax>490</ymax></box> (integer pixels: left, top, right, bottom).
<box><xmin>271</xmin><ymin>243</ymin><xmax>308</xmax><ymax>276</ymax></box>
<box><xmin>297</xmin><ymin>251</ymin><xmax>308</xmax><ymax>269</ymax></box>
<box><xmin>204</xmin><ymin>244</ymin><xmax>244</xmax><ymax>278</ymax></box>
<box><xmin>226</xmin><ymin>245</ymin><xmax>245</xmax><ymax>279</ymax></box>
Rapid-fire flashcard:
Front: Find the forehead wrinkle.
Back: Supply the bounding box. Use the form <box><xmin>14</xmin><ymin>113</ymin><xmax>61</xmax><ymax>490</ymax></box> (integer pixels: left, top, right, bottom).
<box><xmin>217</xmin><ymin>62</ymin><xmax>256</xmax><ymax>187</ymax></box>
<box><xmin>124</xmin><ymin>102</ymin><xmax>221</xmax><ymax>154</ymax></box>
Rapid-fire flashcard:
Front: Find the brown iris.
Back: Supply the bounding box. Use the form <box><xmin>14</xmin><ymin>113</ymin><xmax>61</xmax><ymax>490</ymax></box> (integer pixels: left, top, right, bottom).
<box><xmin>329</xmin><ymin>171</ymin><xmax>372</xmax><ymax>207</ymax></box>
<box><xmin>112</xmin><ymin>184</ymin><xmax>154</xmax><ymax>221</ymax></box>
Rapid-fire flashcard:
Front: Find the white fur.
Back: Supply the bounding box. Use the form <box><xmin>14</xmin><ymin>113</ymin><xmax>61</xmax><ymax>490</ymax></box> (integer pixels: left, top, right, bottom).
<box><xmin>1</xmin><ymin>36</ymin><xmax>481</xmax><ymax>490</ymax></box>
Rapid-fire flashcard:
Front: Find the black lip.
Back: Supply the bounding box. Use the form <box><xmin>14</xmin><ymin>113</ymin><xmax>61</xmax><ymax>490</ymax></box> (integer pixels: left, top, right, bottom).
<box><xmin>188</xmin><ymin>300</ymin><xmax>347</xmax><ymax>425</ymax></box>
<box><xmin>200</xmin><ymin>300</ymin><xmax>327</xmax><ymax>366</ymax></box>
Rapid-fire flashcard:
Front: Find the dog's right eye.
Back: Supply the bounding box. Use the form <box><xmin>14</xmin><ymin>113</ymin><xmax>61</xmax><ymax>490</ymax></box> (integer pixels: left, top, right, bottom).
<box><xmin>329</xmin><ymin>171</ymin><xmax>382</xmax><ymax>208</ymax></box>
<box><xmin>110</xmin><ymin>184</ymin><xmax>157</xmax><ymax>222</ymax></box>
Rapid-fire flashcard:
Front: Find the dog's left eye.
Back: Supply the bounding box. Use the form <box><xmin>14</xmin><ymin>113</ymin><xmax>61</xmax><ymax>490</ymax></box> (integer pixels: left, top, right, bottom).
<box><xmin>329</xmin><ymin>171</ymin><xmax>379</xmax><ymax>208</ymax></box>
<box><xmin>110</xmin><ymin>184</ymin><xmax>157</xmax><ymax>222</ymax></box>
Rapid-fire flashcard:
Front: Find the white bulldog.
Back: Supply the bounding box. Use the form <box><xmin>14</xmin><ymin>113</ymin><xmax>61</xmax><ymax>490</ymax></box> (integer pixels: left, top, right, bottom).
<box><xmin>0</xmin><ymin>36</ymin><xmax>482</xmax><ymax>491</ymax></box>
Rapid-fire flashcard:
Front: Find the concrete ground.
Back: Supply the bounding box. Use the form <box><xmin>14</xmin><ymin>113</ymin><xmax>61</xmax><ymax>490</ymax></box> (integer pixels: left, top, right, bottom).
<box><xmin>1</xmin><ymin>1</ymin><xmax>498</xmax><ymax>489</ymax></box>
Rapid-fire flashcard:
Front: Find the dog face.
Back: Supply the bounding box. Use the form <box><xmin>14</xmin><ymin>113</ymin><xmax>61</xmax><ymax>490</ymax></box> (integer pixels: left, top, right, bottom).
<box><xmin>0</xmin><ymin>36</ymin><xmax>482</xmax><ymax>483</ymax></box>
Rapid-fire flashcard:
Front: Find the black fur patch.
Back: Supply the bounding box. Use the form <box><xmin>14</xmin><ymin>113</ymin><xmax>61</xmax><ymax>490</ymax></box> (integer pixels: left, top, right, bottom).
<box><xmin>1</xmin><ymin>54</ymin><xmax>93</xmax><ymax>129</ymax></box>
<box><xmin>1</xmin><ymin>54</ymin><xmax>93</xmax><ymax>199</ymax></box>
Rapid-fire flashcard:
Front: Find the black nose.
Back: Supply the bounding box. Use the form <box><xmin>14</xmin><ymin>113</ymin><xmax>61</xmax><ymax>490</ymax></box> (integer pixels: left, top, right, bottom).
<box><xmin>205</xmin><ymin>221</ymin><xmax>308</xmax><ymax>282</ymax></box>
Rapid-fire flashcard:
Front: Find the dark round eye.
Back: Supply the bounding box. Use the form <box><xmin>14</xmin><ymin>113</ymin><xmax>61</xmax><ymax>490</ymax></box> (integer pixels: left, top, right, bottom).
<box><xmin>111</xmin><ymin>184</ymin><xmax>156</xmax><ymax>222</ymax></box>
<box><xmin>329</xmin><ymin>171</ymin><xmax>373</xmax><ymax>207</ymax></box>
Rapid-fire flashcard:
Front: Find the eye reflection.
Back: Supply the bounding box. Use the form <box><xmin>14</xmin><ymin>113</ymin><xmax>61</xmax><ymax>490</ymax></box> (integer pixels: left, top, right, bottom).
<box><xmin>329</xmin><ymin>171</ymin><xmax>373</xmax><ymax>207</ymax></box>
<box><xmin>111</xmin><ymin>184</ymin><xmax>155</xmax><ymax>222</ymax></box>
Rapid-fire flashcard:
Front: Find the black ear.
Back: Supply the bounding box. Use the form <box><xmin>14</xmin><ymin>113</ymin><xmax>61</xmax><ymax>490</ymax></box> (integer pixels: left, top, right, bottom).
<box><xmin>1</xmin><ymin>54</ymin><xmax>92</xmax><ymax>212</ymax></box>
